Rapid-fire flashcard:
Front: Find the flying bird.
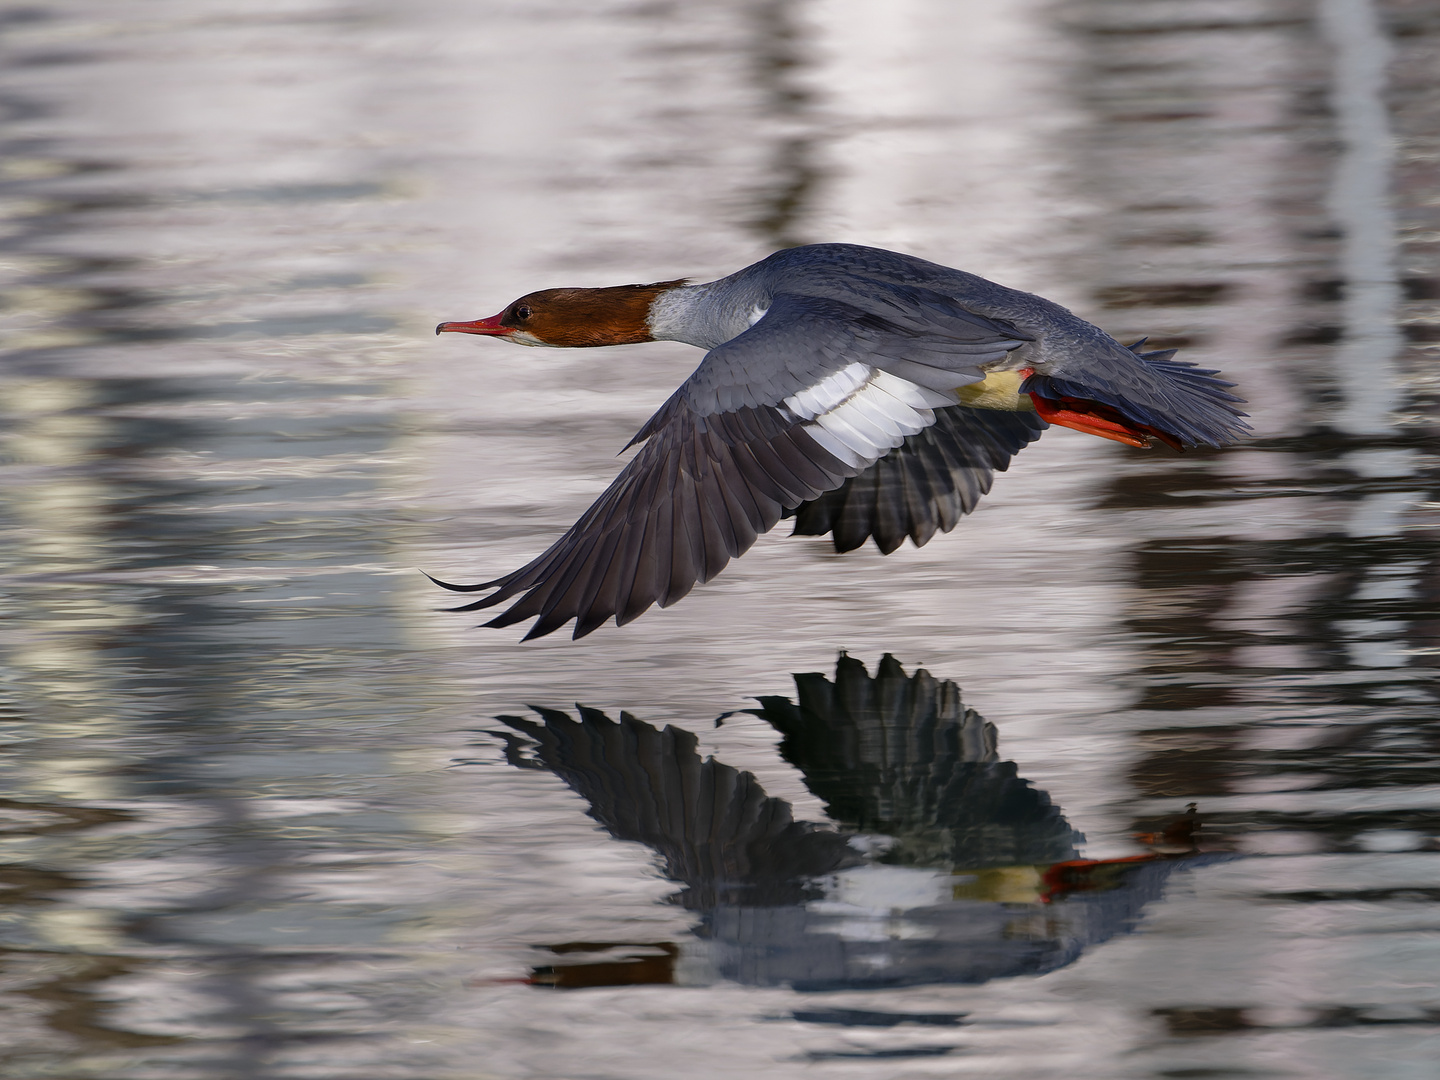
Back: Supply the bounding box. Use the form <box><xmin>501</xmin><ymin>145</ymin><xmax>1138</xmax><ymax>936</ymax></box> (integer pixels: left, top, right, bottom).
<box><xmin>434</xmin><ymin>243</ymin><xmax>1248</xmax><ymax>640</ymax></box>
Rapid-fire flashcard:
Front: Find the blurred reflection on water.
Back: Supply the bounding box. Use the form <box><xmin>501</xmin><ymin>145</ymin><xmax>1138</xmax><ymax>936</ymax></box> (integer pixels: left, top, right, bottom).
<box><xmin>494</xmin><ymin>655</ymin><xmax>1214</xmax><ymax>996</ymax></box>
<box><xmin>0</xmin><ymin>0</ymin><xmax>1438</xmax><ymax>1078</ymax></box>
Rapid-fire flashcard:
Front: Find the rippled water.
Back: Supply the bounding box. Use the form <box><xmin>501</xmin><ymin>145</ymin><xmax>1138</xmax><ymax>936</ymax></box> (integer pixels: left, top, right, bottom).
<box><xmin>1</xmin><ymin>1</ymin><xmax>1438</xmax><ymax>1077</ymax></box>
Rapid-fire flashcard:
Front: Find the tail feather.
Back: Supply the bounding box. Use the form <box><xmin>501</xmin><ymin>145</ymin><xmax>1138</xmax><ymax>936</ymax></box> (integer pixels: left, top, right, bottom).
<box><xmin>1026</xmin><ymin>343</ymin><xmax>1250</xmax><ymax>450</ymax></box>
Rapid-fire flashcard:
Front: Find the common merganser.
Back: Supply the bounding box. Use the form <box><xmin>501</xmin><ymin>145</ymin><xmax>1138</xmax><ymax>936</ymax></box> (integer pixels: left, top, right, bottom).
<box><xmin>435</xmin><ymin>243</ymin><xmax>1248</xmax><ymax>640</ymax></box>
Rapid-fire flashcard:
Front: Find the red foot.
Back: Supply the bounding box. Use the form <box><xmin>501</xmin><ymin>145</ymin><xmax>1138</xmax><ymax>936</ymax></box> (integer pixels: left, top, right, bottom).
<box><xmin>1029</xmin><ymin>393</ymin><xmax>1183</xmax><ymax>452</ymax></box>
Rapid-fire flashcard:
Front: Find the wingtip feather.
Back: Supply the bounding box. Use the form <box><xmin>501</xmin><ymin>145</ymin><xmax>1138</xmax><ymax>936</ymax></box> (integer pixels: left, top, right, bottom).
<box><xmin>422</xmin><ymin>569</ymin><xmax>498</xmax><ymax>593</ymax></box>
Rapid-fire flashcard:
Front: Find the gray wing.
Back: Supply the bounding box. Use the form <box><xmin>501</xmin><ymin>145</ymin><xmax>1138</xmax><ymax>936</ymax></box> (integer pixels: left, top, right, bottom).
<box><xmin>789</xmin><ymin>406</ymin><xmax>1047</xmax><ymax>554</ymax></box>
<box><xmin>435</xmin><ymin>293</ymin><xmax>1030</xmax><ymax>640</ymax></box>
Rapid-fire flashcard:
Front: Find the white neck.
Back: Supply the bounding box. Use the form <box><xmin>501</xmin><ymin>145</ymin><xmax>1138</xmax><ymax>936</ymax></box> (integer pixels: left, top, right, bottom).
<box><xmin>646</xmin><ymin>280</ymin><xmax>760</xmax><ymax>351</ymax></box>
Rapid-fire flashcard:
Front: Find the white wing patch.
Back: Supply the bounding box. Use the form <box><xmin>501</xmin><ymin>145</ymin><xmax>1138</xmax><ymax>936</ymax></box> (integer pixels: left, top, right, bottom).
<box><xmin>783</xmin><ymin>361</ymin><xmax>870</xmax><ymax>420</ymax></box>
<box><xmin>786</xmin><ymin>365</ymin><xmax>957</xmax><ymax>469</ymax></box>
<box><xmin>747</xmin><ymin>303</ymin><xmax>770</xmax><ymax>327</ymax></box>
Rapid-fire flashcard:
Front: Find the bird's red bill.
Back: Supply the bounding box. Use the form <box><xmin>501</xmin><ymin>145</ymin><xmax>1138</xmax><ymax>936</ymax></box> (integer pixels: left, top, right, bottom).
<box><xmin>1030</xmin><ymin>393</ymin><xmax>1183</xmax><ymax>452</ymax></box>
<box><xmin>435</xmin><ymin>313</ymin><xmax>509</xmax><ymax>336</ymax></box>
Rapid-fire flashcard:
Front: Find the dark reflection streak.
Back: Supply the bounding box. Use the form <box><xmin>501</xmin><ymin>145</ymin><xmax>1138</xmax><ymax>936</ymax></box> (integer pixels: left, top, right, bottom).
<box><xmin>1099</xmin><ymin>452</ymin><xmax>1436</xmax><ymax>509</ymax></box>
<box><xmin>1081</xmin><ymin>19</ymin><xmax>1310</xmax><ymax>37</ymax></box>
<box><xmin>1120</xmin><ymin>529</ymin><xmax>1440</xmax><ymax>715</ymax></box>
<box><xmin>7</xmin><ymin>50</ymin><xmax>99</xmax><ymax>67</ymax></box>
<box><xmin>1151</xmin><ymin>808</ymin><xmax>1440</xmax><ymax>852</ymax></box>
<box><xmin>0</xmin><ymin>8</ymin><xmax>53</xmax><ymax>29</ymax></box>
<box><xmin>1265</xmin><ymin>887</ymin><xmax>1440</xmax><ymax>903</ymax></box>
<box><xmin>746</xmin><ymin>0</ymin><xmax>822</xmax><ymax>249</ymax></box>
<box><xmin>1158</xmin><ymin>1005</ymin><xmax>1440</xmax><ymax>1037</ymax></box>
<box><xmin>1137</xmin><ymin>720</ymin><xmax>1440</xmax><ymax>797</ymax></box>
<box><xmin>804</xmin><ymin>1045</ymin><xmax>957</xmax><ymax>1061</ymax></box>
<box><xmin>790</xmin><ymin>1008</ymin><xmax>967</xmax><ymax>1027</ymax></box>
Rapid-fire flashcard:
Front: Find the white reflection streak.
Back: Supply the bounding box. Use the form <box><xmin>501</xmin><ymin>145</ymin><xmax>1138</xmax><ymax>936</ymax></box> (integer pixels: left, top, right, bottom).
<box><xmin>1318</xmin><ymin>0</ymin><xmax>1402</xmax><ymax>436</ymax></box>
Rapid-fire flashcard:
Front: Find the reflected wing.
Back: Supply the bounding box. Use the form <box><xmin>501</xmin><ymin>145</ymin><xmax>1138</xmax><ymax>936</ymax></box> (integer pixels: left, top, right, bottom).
<box><xmin>789</xmin><ymin>406</ymin><xmax>1047</xmax><ymax>554</ymax></box>
<box><xmin>435</xmin><ymin>293</ymin><xmax>1032</xmax><ymax>640</ymax></box>
<box><xmin>496</xmin><ymin>707</ymin><xmax>857</xmax><ymax>908</ymax></box>
<box><xmin>750</xmin><ymin>654</ymin><xmax>1083</xmax><ymax>869</ymax></box>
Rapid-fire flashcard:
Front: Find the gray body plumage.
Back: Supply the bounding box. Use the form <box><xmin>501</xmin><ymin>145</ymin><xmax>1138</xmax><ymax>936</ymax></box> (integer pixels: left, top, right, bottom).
<box><xmin>441</xmin><ymin>244</ymin><xmax>1249</xmax><ymax>639</ymax></box>
<box><xmin>654</xmin><ymin>244</ymin><xmax>1106</xmax><ymax>378</ymax></box>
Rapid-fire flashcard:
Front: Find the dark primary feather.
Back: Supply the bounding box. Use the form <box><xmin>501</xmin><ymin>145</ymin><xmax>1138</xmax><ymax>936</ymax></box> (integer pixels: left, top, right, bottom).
<box><xmin>439</xmin><ymin>398</ymin><xmax>856</xmax><ymax>640</ymax></box>
<box><xmin>789</xmin><ymin>405</ymin><xmax>1046</xmax><ymax>554</ymax></box>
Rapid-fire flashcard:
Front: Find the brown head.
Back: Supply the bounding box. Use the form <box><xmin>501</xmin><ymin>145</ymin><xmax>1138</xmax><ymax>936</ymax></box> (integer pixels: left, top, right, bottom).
<box><xmin>436</xmin><ymin>280</ymin><xmax>687</xmax><ymax>348</ymax></box>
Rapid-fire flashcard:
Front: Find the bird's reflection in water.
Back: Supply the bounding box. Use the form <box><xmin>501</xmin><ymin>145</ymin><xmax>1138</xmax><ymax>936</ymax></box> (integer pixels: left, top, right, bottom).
<box><xmin>493</xmin><ymin>655</ymin><xmax>1211</xmax><ymax>992</ymax></box>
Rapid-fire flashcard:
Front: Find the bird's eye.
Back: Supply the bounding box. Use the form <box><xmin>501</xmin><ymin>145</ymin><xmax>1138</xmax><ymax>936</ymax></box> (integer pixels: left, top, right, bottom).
<box><xmin>514</xmin><ymin>305</ymin><xmax>532</xmax><ymax>320</ymax></box>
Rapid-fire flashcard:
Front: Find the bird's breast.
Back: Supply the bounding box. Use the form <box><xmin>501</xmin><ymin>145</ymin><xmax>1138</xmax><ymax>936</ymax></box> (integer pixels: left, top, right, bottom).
<box><xmin>953</xmin><ymin>369</ymin><xmax>1036</xmax><ymax>412</ymax></box>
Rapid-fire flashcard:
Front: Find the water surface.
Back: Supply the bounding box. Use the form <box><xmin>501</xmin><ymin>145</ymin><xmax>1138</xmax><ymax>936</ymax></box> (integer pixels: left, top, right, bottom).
<box><xmin>1</xmin><ymin>1</ymin><xmax>1438</xmax><ymax>1077</ymax></box>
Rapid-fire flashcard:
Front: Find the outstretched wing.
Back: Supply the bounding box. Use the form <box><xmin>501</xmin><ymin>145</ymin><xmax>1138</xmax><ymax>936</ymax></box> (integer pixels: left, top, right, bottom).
<box><xmin>433</xmin><ymin>293</ymin><xmax>1030</xmax><ymax>640</ymax></box>
<box><xmin>789</xmin><ymin>406</ymin><xmax>1047</xmax><ymax>554</ymax></box>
